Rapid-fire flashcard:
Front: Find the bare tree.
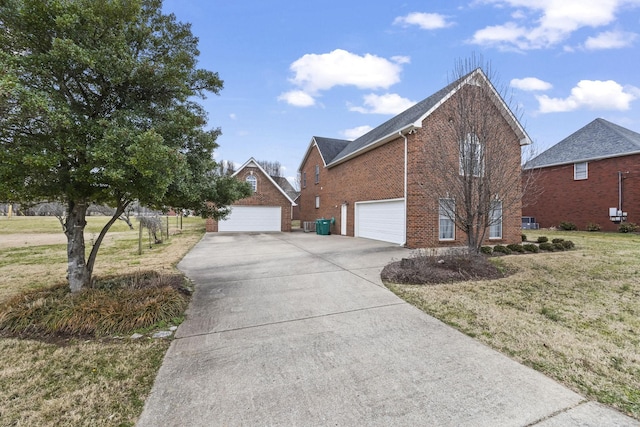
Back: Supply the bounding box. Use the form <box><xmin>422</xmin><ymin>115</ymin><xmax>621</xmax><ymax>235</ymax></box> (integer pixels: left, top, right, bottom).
<box><xmin>215</xmin><ymin>159</ymin><xmax>237</xmax><ymax>176</ymax></box>
<box><xmin>257</xmin><ymin>160</ymin><xmax>283</xmax><ymax>177</ymax></box>
<box><xmin>422</xmin><ymin>56</ymin><xmax>533</xmax><ymax>252</ymax></box>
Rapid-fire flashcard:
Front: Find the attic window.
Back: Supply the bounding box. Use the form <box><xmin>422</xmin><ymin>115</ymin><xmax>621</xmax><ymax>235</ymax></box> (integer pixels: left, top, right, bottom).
<box><xmin>246</xmin><ymin>175</ymin><xmax>257</xmax><ymax>192</ymax></box>
<box><xmin>315</xmin><ymin>165</ymin><xmax>320</xmax><ymax>184</ymax></box>
<box><xmin>574</xmin><ymin>162</ymin><xmax>588</xmax><ymax>180</ymax></box>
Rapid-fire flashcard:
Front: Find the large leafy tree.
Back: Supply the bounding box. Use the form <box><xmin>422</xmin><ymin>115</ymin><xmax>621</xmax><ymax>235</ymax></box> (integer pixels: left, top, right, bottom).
<box><xmin>0</xmin><ymin>0</ymin><xmax>250</xmax><ymax>291</ymax></box>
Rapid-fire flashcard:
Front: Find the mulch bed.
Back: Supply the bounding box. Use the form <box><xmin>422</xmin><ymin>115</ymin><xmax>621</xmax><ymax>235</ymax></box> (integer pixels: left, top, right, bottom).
<box><xmin>381</xmin><ymin>254</ymin><xmax>510</xmax><ymax>285</ymax></box>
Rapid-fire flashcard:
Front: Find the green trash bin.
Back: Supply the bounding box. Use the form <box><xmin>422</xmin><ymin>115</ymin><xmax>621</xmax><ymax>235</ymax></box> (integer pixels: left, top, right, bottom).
<box><xmin>316</xmin><ymin>218</ymin><xmax>331</xmax><ymax>235</ymax></box>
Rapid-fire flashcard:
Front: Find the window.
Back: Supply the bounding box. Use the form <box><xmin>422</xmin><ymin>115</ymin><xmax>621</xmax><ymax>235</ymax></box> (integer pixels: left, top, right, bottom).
<box><xmin>315</xmin><ymin>195</ymin><xmax>320</xmax><ymax>209</ymax></box>
<box><xmin>439</xmin><ymin>198</ymin><xmax>455</xmax><ymax>240</ymax></box>
<box><xmin>315</xmin><ymin>165</ymin><xmax>320</xmax><ymax>184</ymax></box>
<box><xmin>460</xmin><ymin>133</ymin><xmax>483</xmax><ymax>177</ymax></box>
<box><xmin>246</xmin><ymin>175</ymin><xmax>257</xmax><ymax>192</ymax></box>
<box><xmin>489</xmin><ymin>200</ymin><xmax>502</xmax><ymax>239</ymax></box>
<box><xmin>574</xmin><ymin>162</ymin><xmax>588</xmax><ymax>180</ymax></box>
<box><xmin>302</xmin><ymin>172</ymin><xmax>307</xmax><ymax>188</ymax></box>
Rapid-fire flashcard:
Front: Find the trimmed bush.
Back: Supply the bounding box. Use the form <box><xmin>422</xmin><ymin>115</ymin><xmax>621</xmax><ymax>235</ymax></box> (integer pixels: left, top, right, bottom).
<box><xmin>618</xmin><ymin>222</ymin><xmax>639</xmax><ymax>233</ymax></box>
<box><xmin>537</xmin><ymin>236</ymin><xmax>548</xmax><ymax>243</ymax></box>
<box><xmin>507</xmin><ymin>243</ymin><xmax>525</xmax><ymax>253</ymax></box>
<box><xmin>586</xmin><ymin>223</ymin><xmax>601</xmax><ymax>232</ymax></box>
<box><xmin>562</xmin><ymin>240</ymin><xmax>575</xmax><ymax>250</ymax></box>
<box><xmin>553</xmin><ymin>242</ymin><xmax>565</xmax><ymax>251</ymax></box>
<box><xmin>539</xmin><ymin>242</ymin><xmax>554</xmax><ymax>251</ymax></box>
<box><xmin>480</xmin><ymin>246</ymin><xmax>493</xmax><ymax>255</ymax></box>
<box><xmin>523</xmin><ymin>243</ymin><xmax>539</xmax><ymax>253</ymax></box>
<box><xmin>552</xmin><ymin>238</ymin><xmax>564</xmax><ymax>244</ymax></box>
<box><xmin>521</xmin><ymin>234</ymin><xmax>527</xmax><ymax>242</ymax></box>
<box><xmin>492</xmin><ymin>244</ymin><xmax>512</xmax><ymax>255</ymax></box>
<box><xmin>559</xmin><ymin>221</ymin><xmax>577</xmax><ymax>231</ymax></box>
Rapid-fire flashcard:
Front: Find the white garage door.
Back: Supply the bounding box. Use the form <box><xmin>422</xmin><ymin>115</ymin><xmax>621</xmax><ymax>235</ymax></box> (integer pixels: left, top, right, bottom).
<box><xmin>355</xmin><ymin>199</ymin><xmax>405</xmax><ymax>244</ymax></box>
<box><xmin>218</xmin><ymin>206</ymin><xmax>281</xmax><ymax>232</ymax></box>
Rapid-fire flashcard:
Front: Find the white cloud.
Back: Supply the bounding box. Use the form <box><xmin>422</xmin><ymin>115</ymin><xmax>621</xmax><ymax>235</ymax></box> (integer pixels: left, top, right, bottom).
<box><xmin>536</xmin><ymin>80</ymin><xmax>638</xmax><ymax>113</ymax></box>
<box><xmin>349</xmin><ymin>93</ymin><xmax>416</xmax><ymax>115</ymax></box>
<box><xmin>341</xmin><ymin>125</ymin><xmax>373</xmax><ymax>140</ymax></box>
<box><xmin>278</xmin><ymin>49</ymin><xmax>408</xmax><ymax>107</ymax></box>
<box><xmin>277</xmin><ymin>90</ymin><xmax>315</xmax><ymax>107</ymax></box>
<box><xmin>288</xmin><ymin>49</ymin><xmax>404</xmax><ymax>93</ymax></box>
<box><xmin>584</xmin><ymin>30</ymin><xmax>638</xmax><ymax>50</ymax></box>
<box><xmin>510</xmin><ymin>77</ymin><xmax>553</xmax><ymax>91</ymax></box>
<box><xmin>229</xmin><ymin>113</ymin><xmax>237</xmax><ymax>120</ymax></box>
<box><xmin>393</xmin><ymin>12</ymin><xmax>453</xmax><ymax>30</ymax></box>
<box><xmin>470</xmin><ymin>0</ymin><xmax>640</xmax><ymax>50</ymax></box>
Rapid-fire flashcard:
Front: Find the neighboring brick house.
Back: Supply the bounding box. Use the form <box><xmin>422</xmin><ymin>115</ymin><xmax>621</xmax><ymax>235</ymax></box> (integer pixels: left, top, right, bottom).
<box><xmin>206</xmin><ymin>158</ymin><xmax>298</xmax><ymax>232</ymax></box>
<box><xmin>298</xmin><ymin>69</ymin><xmax>529</xmax><ymax>249</ymax></box>
<box><xmin>523</xmin><ymin>118</ymin><xmax>640</xmax><ymax>232</ymax></box>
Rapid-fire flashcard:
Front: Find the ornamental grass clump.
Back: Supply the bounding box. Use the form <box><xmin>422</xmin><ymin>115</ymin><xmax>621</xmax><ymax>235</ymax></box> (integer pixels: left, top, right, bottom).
<box><xmin>0</xmin><ymin>271</ymin><xmax>191</xmax><ymax>339</ymax></box>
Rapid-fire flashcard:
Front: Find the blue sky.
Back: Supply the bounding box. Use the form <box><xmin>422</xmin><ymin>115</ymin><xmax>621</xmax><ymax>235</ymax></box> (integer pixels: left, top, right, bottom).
<box><xmin>163</xmin><ymin>0</ymin><xmax>640</xmax><ymax>185</ymax></box>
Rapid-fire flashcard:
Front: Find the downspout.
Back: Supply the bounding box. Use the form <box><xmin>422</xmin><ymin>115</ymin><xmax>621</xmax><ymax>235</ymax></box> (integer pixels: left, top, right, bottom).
<box><xmin>399</xmin><ymin>131</ymin><xmax>408</xmax><ymax>247</ymax></box>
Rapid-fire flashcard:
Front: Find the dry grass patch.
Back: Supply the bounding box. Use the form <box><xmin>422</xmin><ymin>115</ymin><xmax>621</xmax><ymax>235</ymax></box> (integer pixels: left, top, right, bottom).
<box><xmin>0</xmin><ymin>216</ymin><xmax>206</xmax><ymax>426</ymax></box>
<box><xmin>386</xmin><ymin>231</ymin><xmax>640</xmax><ymax>420</ymax></box>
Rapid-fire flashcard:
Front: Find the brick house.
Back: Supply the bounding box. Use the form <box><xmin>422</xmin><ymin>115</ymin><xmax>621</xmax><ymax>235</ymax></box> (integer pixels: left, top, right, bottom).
<box><xmin>523</xmin><ymin>118</ymin><xmax>640</xmax><ymax>232</ymax></box>
<box><xmin>298</xmin><ymin>68</ymin><xmax>529</xmax><ymax>249</ymax></box>
<box><xmin>206</xmin><ymin>158</ymin><xmax>298</xmax><ymax>232</ymax></box>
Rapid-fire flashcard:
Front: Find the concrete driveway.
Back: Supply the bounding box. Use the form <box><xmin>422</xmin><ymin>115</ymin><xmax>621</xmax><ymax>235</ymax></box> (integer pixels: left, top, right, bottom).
<box><xmin>137</xmin><ymin>232</ymin><xmax>637</xmax><ymax>426</ymax></box>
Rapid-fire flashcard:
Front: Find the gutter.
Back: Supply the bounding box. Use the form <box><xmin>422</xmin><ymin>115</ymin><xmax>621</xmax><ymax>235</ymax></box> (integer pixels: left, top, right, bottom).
<box><xmin>399</xmin><ymin>130</ymin><xmax>408</xmax><ymax>247</ymax></box>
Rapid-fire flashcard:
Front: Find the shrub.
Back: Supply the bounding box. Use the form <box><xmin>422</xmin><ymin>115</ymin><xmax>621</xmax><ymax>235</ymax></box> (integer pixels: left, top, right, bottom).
<box><xmin>539</xmin><ymin>242</ymin><xmax>554</xmax><ymax>251</ymax></box>
<box><xmin>586</xmin><ymin>223</ymin><xmax>601</xmax><ymax>232</ymax></box>
<box><xmin>521</xmin><ymin>234</ymin><xmax>527</xmax><ymax>242</ymax></box>
<box><xmin>523</xmin><ymin>243</ymin><xmax>539</xmax><ymax>253</ymax></box>
<box><xmin>553</xmin><ymin>242</ymin><xmax>565</xmax><ymax>251</ymax></box>
<box><xmin>558</xmin><ymin>221</ymin><xmax>577</xmax><ymax>231</ymax></box>
<box><xmin>537</xmin><ymin>236</ymin><xmax>548</xmax><ymax>243</ymax></box>
<box><xmin>561</xmin><ymin>240</ymin><xmax>575</xmax><ymax>250</ymax></box>
<box><xmin>480</xmin><ymin>246</ymin><xmax>493</xmax><ymax>255</ymax></box>
<box><xmin>492</xmin><ymin>244</ymin><xmax>512</xmax><ymax>255</ymax></box>
<box><xmin>552</xmin><ymin>238</ymin><xmax>564</xmax><ymax>244</ymax></box>
<box><xmin>618</xmin><ymin>222</ymin><xmax>639</xmax><ymax>233</ymax></box>
<box><xmin>507</xmin><ymin>243</ymin><xmax>525</xmax><ymax>253</ymax></box>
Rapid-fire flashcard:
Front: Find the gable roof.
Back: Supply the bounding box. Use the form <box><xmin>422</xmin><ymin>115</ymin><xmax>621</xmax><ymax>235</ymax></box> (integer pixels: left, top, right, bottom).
<box><xmin>524</xmin><ymin>118</ymin><xmax>640</xmax><ymax>170</ymax></box>
<box><xmin>327</xmin><ymin>68</ymin><xmax>531</xmax><ymax>167</ymax></box>
<box><xmin>233</xmin><ymin>158</ymin><xmax>297</xmax><ymax>205</ymax></box>
<box><xmin>271</xmin><ymin>176</ymin><xmax>299</xmax><ymax>201</ymax></box>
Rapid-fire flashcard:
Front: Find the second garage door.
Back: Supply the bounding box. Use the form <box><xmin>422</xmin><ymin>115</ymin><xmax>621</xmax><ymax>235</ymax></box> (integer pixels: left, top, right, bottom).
<box><xmin>355</xmin><ymin>199</ymin><xmax>405</xmax><ymax>244</ymax></box>
<box><xmin>218</xmin><ymin>206</ymin><xmax>281</xmax><ymax>232</ymax></box>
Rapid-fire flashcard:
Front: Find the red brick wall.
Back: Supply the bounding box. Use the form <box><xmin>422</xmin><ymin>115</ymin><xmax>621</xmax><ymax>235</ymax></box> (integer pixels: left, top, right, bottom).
<box><xmin>523</xmin><ymin>154</ymin><xmax>640</xmax><ymax>232</ymax></box>
<box><xmin>206</xmin><ymin>165</ymin><xmax>293</xmax><ymax>232</ymax></box>
<box><xmin>298</xmin><ymin>91</ymin><xmax>523</xmax><ymax>248</ymax></box>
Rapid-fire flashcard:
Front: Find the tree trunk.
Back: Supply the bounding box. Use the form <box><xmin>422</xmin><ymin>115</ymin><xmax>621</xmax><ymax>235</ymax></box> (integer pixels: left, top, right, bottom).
<box><xmin>65</xmin><ymin>201</ymin><xmax>90</xmax><ymax>292</ymax></box>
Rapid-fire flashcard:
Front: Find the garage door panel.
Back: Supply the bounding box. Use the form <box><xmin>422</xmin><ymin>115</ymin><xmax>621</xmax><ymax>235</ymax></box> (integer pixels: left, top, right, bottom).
<box><xmin>219</xmin><ymin>206</ymin><xmax>281</xmax><ymax>232</ymax></box>
<box><xmin>356</xmin><ymin>200</ymin><xmax>405</xmax><ymax>244</ymax></box>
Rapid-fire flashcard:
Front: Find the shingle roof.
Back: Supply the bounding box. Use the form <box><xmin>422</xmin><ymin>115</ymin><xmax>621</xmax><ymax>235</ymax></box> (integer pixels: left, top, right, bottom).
<box><xmin>524</xmin><ymin>118</ymin><xmax>640</xmax><ymax>169</ymax></box>
<box><xmin>271</xmin><ymin>176</ymin><xmax>299</xmax><ymax>201</ymax></box>
<box><xmin>313</xmin><ymin>137</ymin><xmax>350</xmax><ymax>165</ymax></box>
<box><xmin>329</xmin><ymin>79</ymin><xmax>462</xmax><ymax>166</ymax></box>
<box><xmin>326</xmin><ymin>68</ymin><xmax>529</xmax><ymax>166</ymax></box>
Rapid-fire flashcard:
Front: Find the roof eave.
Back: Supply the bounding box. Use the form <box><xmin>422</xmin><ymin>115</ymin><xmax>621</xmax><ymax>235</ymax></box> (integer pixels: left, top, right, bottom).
<box><xmin>523</xmin><ymin>149</ymin><xmax>640</xmax><ymax>170</ymax></box>
<box><xmin>327</xmin><ymin>123</ymin><xmax>419</xmax><ymax>168</ymax></box>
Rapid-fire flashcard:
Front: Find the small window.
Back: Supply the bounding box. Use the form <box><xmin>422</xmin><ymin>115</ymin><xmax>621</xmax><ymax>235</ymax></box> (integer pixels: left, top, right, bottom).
<box><xmin>246</xmin><ymin>175</ymin><xmax>257</xmax><ymax>192</ymax></box>
<box><xmin>315</xmin><ymin>195</ymin><xmax>320</xmax><ymax>209</ymax></box>
<box><xmin>460</xmin><ymin>133</ymin><xmax>483</xmax><ymax>177</ymax></box>
<box><xmin>489</xmin><ymin>200</ymin><xmax>502</xmax><ymax>239</ymax></box>
<box><xmin>574</xmin><ymin>162</ymin><xmax>588</xmax><ymax>180</ymax></box>
<box><xmin>302</xmin><ymin>172</ymin><xmax>307</xmax><ymax>188</ymax></box>
<box><xmin>315</xmin><ymin>165</ymin><xmax>320</xmax><ymax>184</ymax></box>
<box><xmin>439</xmin><ymin>198</ymin><xmax>455</xmax><ymax>241</ymax></box>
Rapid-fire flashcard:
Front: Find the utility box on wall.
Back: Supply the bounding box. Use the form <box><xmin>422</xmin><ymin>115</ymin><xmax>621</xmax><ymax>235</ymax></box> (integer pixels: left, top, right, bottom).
<box><xmin>609</xmin><ymin>207</ymin><xmax>628</xmax><ymax>223</ymax></box>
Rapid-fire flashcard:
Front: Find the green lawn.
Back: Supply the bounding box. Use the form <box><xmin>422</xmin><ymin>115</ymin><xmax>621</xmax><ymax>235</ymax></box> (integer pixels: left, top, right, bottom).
<box><xmin>0</xmin><ymin>216</ymin><xmax>206</xmax><ymax>426</ymax></box>
<box><xmin>387</xmin><ymin>230</ymin><xmax>640</xmax><ymax>420</ymax></box>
